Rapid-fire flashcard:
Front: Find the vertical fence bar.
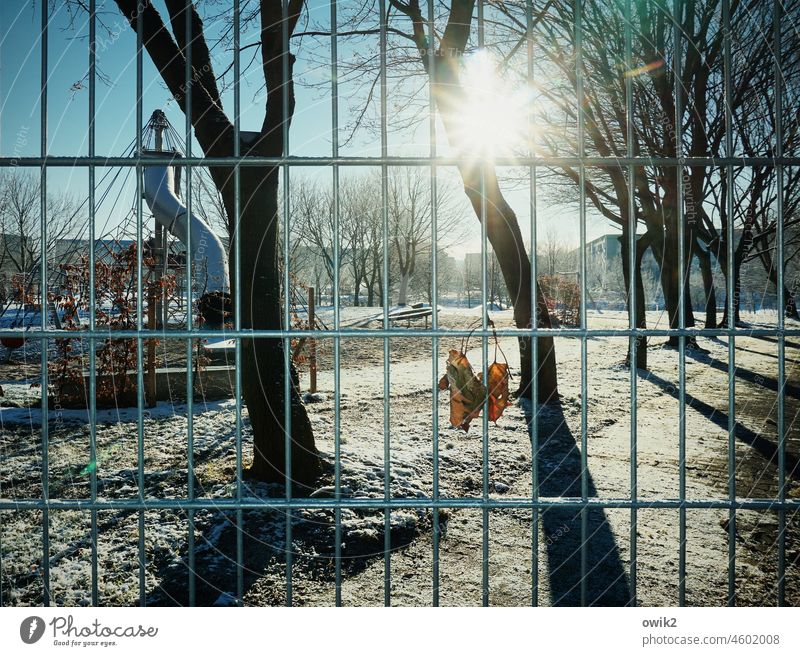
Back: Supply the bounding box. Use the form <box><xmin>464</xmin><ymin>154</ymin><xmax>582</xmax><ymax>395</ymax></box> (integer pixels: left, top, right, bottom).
<box><xmin>88</xmin><ymin>0</ymin><xmax>99</xmax><ymax>608</ymax></box>
<box><xmin>476</xmin><ymin>0</ymin><xmax>490</xmax><ymax>608</ymax></box>
<box><xmin>575</xmin><ymin>0</ymin><xmax>589</xmax><ymax>607</ymax></box>
<box><xmin>233</xmin><ymin>0</ymin><xmax>244</xmax><ymax>608</ymax></box>
<box><xmin>722</xmin><ymin>0</ymin><xmax>737</xmax><ymax>607</ymax></box>
<box><xmin>673</xmin><ymin>0</ymin><xmax>686</xmax><ymax>610</ymax></box>
<box><xmin>183</xmin><ymin>0</ymin><xmax>196</xmax><ymax>608</ymax></box>
<box><xmin>426</xmin><ymin>0</ymin><xmax>440</xmax><ymax>608</ymax></box>
<box><xmin>773</xmin><ymin>0</ymin><xmax>786</xmax><ymax>608</ymax></box>
<box><xmin>331</xmin><ymin>0</ymin><xmax>343</xmax><ymax>607</ymax></box>
<box><xmin>281</xmin><ymin>0</ymin><xmax>293</xmax><ymax>608</ymax></box>
<box><xmin>525</xmin><ymin>0</ymin><xmax>540</xmax><ymax>609</ymax></box>
<box><xmin>135</xmin><ymin>3</ymin><xmax>146</xmax><ymax>608</ymax></box>
<box><xmin>378</xmin><ymin>0</ymin><xmax>391</xmax><ymax>608</ymax></box>
<box><xmin>38</xmin><ymin>0</ymin><xmax>49</xmax><ymax>608</ymax></box>
<box><xmin>623</xmin><ymin>0</ymin><xmax>639</xmax><ymax>608</ymax></box>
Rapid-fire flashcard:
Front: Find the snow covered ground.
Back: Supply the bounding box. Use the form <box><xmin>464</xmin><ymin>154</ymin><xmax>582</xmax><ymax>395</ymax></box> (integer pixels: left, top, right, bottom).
<box><xmin>0</xmin><ymin>308</ymin><xmax>798</xmax><ymax>606</ymax></box>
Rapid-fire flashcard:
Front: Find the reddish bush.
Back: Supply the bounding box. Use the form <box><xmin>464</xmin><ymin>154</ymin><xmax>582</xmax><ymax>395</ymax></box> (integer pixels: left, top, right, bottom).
<box><xmin>51</xmin><ymin>242</ymin><xmax>178</xmax><ymax>407</ymax></box>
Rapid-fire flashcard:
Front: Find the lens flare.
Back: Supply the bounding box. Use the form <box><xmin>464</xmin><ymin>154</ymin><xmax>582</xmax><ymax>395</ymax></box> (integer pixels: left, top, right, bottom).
<box><xmin>450</xmin><ymin>50</ymin><xmax>532</xmax><ymax>159</ymax></box>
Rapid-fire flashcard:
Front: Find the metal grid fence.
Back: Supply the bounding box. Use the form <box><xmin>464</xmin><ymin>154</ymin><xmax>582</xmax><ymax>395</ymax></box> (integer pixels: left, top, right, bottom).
<box><xmin>0</xmin><ymin>0</ymin><xmax>798</xmax><ymax>607</ymax></box>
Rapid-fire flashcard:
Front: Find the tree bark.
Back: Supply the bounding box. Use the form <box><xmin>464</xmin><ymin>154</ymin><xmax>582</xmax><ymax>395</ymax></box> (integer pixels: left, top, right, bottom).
<box><xmin>695</xmin><ymin>241</ymin><xmax>717</xmax><ymax>328</ymax></box>
<box><xmin>650</xmin><ymin>221</ymin><xmax>696</xmax><ymax>347</ymax></box>
<box><xmin>620</xmin><ymin>230</ymin><xmax>648</xmax><ymax>370</ymax></box>
<box><xmin>220</xmin><ymin>168</ymin><xmax>320</xmax><ymax>488</ymax></box>
<box><xmin>397</xmin><ymin>270</ymin><xmax>410</xmax><ymax>306</ymax></box>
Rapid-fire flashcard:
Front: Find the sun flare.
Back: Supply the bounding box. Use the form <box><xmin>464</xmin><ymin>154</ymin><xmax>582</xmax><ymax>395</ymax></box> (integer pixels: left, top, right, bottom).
<box><xmin>452</xmin><ymin>50</ymin><xmax>532</xmax><ymax>159</ymax></box>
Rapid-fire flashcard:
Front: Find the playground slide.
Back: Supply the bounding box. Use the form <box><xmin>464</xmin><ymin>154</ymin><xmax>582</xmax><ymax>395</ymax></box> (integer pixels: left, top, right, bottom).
<box><xmin>142</xmin><ymin>155</ymin><xmax>230</xmax><ymax>297</ymax></box>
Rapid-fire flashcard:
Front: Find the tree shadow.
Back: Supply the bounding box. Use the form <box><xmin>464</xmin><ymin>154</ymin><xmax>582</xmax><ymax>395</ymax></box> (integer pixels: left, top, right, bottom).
<box><xmin>520</xmin><ymin>398</ymin><xmax>633</xmax><ymax>606</ymax></box>
<box><xmin>729</xmin><ymin>345</ymin><xmax>800</xmax><ymax>367</ymax></box>
<box><xmin>750</xmin><ymin>334</ymin><xmax>800</xmax><ymax>350</ymax></box>
<box><xmin>683</xmin><ymin>348</ymin><xmax>800</xmax><ymax>400</ymax></box>
<box><xmin>638</xmin><ymin>369</ymin><xmax>800</xmax><ymax>483</ymax></box>
<box><xmin>145</xmin><ymin>507</ymin><xmax>288</xmax><ymax>606</ymax></box>
<box><xmin>145</xmin><ymin>483</ymin><xmax>429</xmax><ymax>606</ymax></box>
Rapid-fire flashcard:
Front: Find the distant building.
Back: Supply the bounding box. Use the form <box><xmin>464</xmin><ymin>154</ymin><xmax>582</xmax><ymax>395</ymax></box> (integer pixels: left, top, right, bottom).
<box><xmin>585</xmin><ymin>234</ymin><xmax>622</xmax><ymax>273</ymax></box>
<box><xmin>571</xmin><ymin>233</ymin><xmax>660</xmax><ymax>287</ymax></box>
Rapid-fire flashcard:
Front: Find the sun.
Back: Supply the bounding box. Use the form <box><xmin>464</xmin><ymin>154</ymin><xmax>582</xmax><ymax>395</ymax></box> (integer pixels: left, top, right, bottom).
<box><xmin>451</xmin><ymin>50</ymin><xmax>532</xmax><ymax>159</ymax></box>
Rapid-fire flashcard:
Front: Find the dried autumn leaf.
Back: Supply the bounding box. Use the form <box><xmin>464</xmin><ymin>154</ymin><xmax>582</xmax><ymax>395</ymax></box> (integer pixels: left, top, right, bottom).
<box><xmin>443</xmin><ymin>349</ymin><xmax>487</xmax><ymax>432</ymax></box>
<box><xmin>484</xmin><ymin>361</ymin><xmax>511</xmax><ymax>423</ymax></box>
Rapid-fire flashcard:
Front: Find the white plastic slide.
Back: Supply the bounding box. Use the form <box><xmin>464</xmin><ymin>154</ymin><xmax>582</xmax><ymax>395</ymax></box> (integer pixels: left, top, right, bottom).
<box><xmin>142</xmin><ymin>153</ymin><xmax>230</xmax><ymax>296</ymax></box>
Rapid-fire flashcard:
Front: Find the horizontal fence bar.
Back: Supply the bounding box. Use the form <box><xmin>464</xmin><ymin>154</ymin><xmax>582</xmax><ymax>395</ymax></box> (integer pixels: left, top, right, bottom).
<box><xmin>4</xmin><ymin>327</ymin><xmax>799</xmax><ymax>339</ymax></box>
<box><xmin>1</xmin><ymin>498</ymin><xmax>797</xmax><ymax>511</ymax></box>
<box><xmin>1</xmin><ymin>156</ymin><xmax>799</xmax><ymax>167</ymax></box>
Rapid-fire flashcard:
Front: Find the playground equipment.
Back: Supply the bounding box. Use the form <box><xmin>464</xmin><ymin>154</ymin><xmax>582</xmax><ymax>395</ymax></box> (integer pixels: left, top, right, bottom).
<box><xmin>0</xmin><ymin>110</ymin><xmax>325</xmax><ymax>403</ymax></box>
<box><xmin>142</xmin><ymin>110</ymin><xmax>230</xmax><ymax>328</ymax></box>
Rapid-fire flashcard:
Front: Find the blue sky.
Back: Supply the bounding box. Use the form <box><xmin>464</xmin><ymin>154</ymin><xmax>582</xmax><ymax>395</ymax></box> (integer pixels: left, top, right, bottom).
<box><xmin>0</xmin><ymin>1</ymin><xmax>349</xmax><ymax>157</ymax></box>
<box><xmin>0</xmin><ymin>0</ymin><xmax>609</xmax><ymax>253</ymax></box>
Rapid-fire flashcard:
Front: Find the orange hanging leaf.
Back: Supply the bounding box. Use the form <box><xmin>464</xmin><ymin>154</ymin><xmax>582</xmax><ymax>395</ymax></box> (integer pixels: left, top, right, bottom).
<box><xmin>442</xmin><ymin>349</ymin><xmax>487</xmax><ymax>432</ymax></box>
<box><xmin>484</xmin><ymin>361</ymin><xmax>512</xmax><ymax>423</ymax></box>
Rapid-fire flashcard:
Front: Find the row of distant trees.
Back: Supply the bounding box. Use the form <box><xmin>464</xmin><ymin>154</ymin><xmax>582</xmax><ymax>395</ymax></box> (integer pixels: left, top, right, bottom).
<box><xmin>5</xmin><ymin>162</ymin><xmax>794</xmax><ymax>315</ymax></box>
<box><xmin>286</xmin><ymin>169</ymin><xmax>466</xmax><ymax>307</ymax></box>
<box><xmin>190</xmin><ymin>167</ymin><xmax>472</xmax><ymax>307</ymax></box>
<box><xmin>0</xmin><ymin>166</ymin><xmax>498</xmax><ymax>310</ymax></box>
<box><xmin>0</xmin><ymin>172</ymin><xmax>83</xmax><ymax>303</ymax></box>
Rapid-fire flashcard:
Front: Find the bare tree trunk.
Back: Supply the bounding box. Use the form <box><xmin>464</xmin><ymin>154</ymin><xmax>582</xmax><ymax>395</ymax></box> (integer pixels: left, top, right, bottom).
<box><xmin>651</xmin><ymin>224</ymin><xmax>696</xmax><ymax>347</ymax></box>
<box><xmin>397</xmin><ymin>270</ymin><xmax>410</xmax><ymax>306</ymax></box>
<box><xmin>766</xmin><ymin>265</ymin><xmax>799</xmax><ymax>319</ymax></box>
<box><xmin>433</xmin><ymin>66</ymin><xmax>557</xmax><ymax>402</ymax></box>
<box><xmin>721</xmin><ymin>257</ymin><xmax>742</xmax><ymax>327</ymax></box>
<box><xmin>458</xmin><ymin>166</ymin><xmax>557</xmax><ymax>401</ymax></box>
<box><xmin>695</xmin><ymin>241</ymin><xmax>717</xmax><ymax>328</ymax></box>
<box><xmin>758</xmin><ymin>244</ymin><xmax>800</xmax><ymax>320</ymax></box>
<box><xmin>620</xmin><ymin>230</ymin><xmax>648</xmax><ymax>370</ymax></box>
<box><xmin>222</xmin><ymin>169</ymin><xmax>320</xmax><ymax>489</ymax></box>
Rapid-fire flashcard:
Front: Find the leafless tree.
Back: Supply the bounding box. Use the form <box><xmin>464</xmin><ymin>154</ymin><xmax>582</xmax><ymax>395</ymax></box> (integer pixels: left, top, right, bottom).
<box><xmin>537</xmin><ymin>227</ymin><xmax>574</xmax><ymax>278</ymax></box>
<box><xmin>411</xmin><ymin>249</ymin><xmax>461</xmax><ymax>304</ymax></box>
<box><xmin>385</xmin><ymin>0</ymin><xmax>560</xmax><ymax>399</ymax></box>
<box><xmin>0</xmin><ymin>170</ymin><xmax>83</xmax><ymax>300</ymax></box>
<box><xmin>95</xmin><ymin>0</ymin><xmax>321</xmax><ymax>486</ymax></box>
<box><xmin>387</xmin><ymin>168</ymin><xmax>463</xmax><ymax>306</ymax></box>
<box><xmin>462</xmin><ymin>253</ymin><xmax>480</xmax><ymax>308</ymax></box>
<box><xmin>467</xmin><ymin>0</ymin><xmax>800</xmax><ymax>365</ymax></box>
